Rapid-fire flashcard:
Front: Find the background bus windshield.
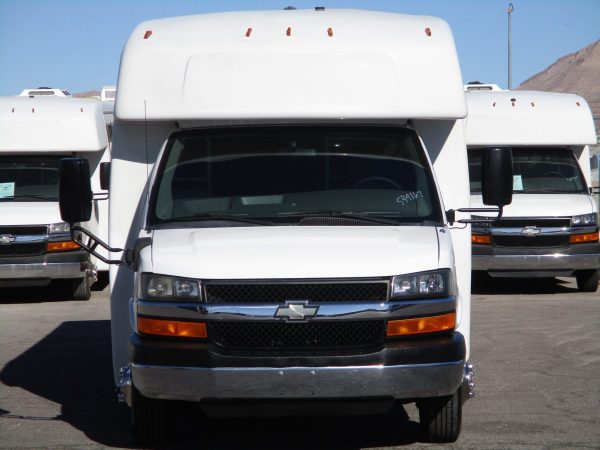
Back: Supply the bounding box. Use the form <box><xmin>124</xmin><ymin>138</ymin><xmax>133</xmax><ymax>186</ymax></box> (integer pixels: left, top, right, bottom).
<box><xmin>0</xmin><ymin>155</ymin><xmax>63</xmax><ymax>201</ymax></box>
<box><xmin>469</xmin><ymin>147</ymin><xmax>587</xmax><ymax>194</ymax></box>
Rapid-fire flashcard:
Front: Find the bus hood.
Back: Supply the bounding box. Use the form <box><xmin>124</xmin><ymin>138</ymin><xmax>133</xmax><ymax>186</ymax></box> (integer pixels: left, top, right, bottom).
<box><xmin>470</xmin><ymin>193</ymin><xmax>594</xmax><ymax>217</ymax></box>
<box><xmin>150</xmin><ymin>226</ymin><xmax>442</xmax><ymax>279</ymax></box>
<box><xmin>0</xmin><ymin>202</ymin><xmax>61</xmax><ymax>225</ymax></box>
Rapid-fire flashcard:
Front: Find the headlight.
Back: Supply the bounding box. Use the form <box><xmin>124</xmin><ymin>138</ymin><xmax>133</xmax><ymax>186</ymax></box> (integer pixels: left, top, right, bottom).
<box><xmin>571</xmin><ymin>213</ymin><xmax>597</xmax><ymax>226</ymax></box>
<box><xmin>49</xmin><ymin>222</ymin><xmax>70</xmax><ymax>234</ymax></box>
<box><xmin>391</xmin><ymin>269</ymin><xmax>453</xmax><ymax>299</ymax></box>
<box><xmin>141</xmin><ymin>274</ymin><xmax>201</xmax><ymax>301</ymax></box>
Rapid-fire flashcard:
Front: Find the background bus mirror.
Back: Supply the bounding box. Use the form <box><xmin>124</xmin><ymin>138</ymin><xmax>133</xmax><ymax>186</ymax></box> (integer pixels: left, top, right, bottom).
<box><xmin>59</xmin><ymin>157</ymin><xmax>93</xmax><ymax>223</ymax></box>
<box><xmin>100</xmin><ymin>162</ymin><xmax>111</xmax><ymax>190</ymax></box>
<box><xmin>481</xmin><ymin>147</ymin><xmax>513</xmax><ymax>207</ymax></box>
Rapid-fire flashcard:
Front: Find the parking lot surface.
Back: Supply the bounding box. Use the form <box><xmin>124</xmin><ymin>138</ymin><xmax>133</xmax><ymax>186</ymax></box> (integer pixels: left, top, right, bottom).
<box><xmin>1</xmin><ymin>276</ymin><xmax>599</xmax><ymax>449</ymax></box>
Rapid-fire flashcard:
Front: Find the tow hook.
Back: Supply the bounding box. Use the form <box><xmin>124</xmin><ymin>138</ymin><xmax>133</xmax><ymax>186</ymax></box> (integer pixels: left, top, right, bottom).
<box><xmin>116</xmin><ymin>365</ymin><xmax>132</xmax><ymax>405</ymax></box>
<box><xmin>86</xmin><ymin>265</ymin><xmax>98</xmax><ymax>283</ymax></box>
<box><xmin>463</xmin><ymin>363</ymin><xmax>475</xmax><ymax>400</ymax></box>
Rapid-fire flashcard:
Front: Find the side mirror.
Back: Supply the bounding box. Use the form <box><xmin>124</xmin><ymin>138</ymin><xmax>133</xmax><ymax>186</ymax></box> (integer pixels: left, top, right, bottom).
<box><xmin>59</xmin><ymin>157</ymin><xmax>93</xmax><ymax>223</ymax></box>
<box><xmin>100</xmin><ymin>162</ymin><xmax>111</xmax><ymax>191</ymax></box>
<box><xmin>481</xmin><ymin>147</ymin><xmax>513</xmax><ymax>206</ymax></box>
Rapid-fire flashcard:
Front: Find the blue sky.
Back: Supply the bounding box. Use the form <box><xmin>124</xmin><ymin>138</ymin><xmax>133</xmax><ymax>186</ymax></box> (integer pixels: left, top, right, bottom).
<box><xmin>0</xmin><ymin>0</ymin><xmax>598</xmax><ymax>96</ymax></box>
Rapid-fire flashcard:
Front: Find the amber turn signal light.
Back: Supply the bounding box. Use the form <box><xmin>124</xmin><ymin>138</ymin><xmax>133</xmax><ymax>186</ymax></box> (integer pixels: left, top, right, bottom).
<box><xmin>471</xmin><ymin>234</ymin><xmax>491</xmax><ymax>245</ymax></box>
<box><xmin>570</xmin><ymin>232</ymin><xmax>599</xmax><ymax>244</ymax></box>
<box><xmin>137</xmin><ymin>317</ymin><xmax>207</xmax><ymax>338</ymax></box>
<box><xmin>47</xmin><ymin>240</ymin><xmax>80</xmax><ymax>252</ymax></box>
<box><xmin>387</xmin><ymin>312</ymin><xmax>456</xmax><ymax>337</ymax></box>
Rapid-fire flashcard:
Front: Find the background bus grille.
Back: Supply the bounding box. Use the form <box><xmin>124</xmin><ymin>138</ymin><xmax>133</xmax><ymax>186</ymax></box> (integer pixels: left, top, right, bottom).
<box><xmin>492</xmin><ymin>218</ymin><xmax>571</xmax><ymax>228</ymax></box>
<box><xmin>209</xmin><ymin>320</ymin><xmax>386</xmax><ymax>351</ymax></box>
<box><xmin>204</xmin><ymin>282</ymin><xmax>389</xmax><ymax>304</ymax></box>
<box><xmin>492</xmin><ymin>235</ymin><xmax>570</xmax><ymax>247</ymax></box>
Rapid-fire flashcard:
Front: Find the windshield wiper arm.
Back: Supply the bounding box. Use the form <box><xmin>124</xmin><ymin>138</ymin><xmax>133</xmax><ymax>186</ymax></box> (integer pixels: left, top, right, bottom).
<box><xmin>160</xmin><ymin>213</ymin><xmax>275</xmax><ymax>226</ymax></box>
<box><xmin>279</xmin><ymin>210</ymin><xmax>402</xmax><ymax>225</ymax></box>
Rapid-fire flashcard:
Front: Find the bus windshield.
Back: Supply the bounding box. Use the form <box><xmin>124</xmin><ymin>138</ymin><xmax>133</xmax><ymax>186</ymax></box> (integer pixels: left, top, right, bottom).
<box><xmin>149</xmin><ymin>126</ymin><xmax>443</xmax><ymax>226</ymax></box>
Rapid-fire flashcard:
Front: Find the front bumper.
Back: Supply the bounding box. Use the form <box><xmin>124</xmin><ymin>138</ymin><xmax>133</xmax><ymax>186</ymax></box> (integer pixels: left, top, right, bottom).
<box><xmin>0</xmin><ymin>251</ymin><xmax>88</xmax><ymax>285</ymax></box>
<box><xmin>127</xmin><ymin>331</ymin><xmax>466</xmax><ymax>402</ymax></box>
<box><xmin>472</xmin><ymin>241</ymin><xmax>600</xmax><ymax>276</ymax></box>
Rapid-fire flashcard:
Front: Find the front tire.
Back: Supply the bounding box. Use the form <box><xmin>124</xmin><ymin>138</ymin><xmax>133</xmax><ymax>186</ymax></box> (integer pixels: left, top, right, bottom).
<box><xmin>417</xmin><ymin>387</ymin><xmax>462</xmax><ymax>443</ymax></box>
<box><xmin>575</xmin><ymin>269</ymin><xmax>599</xmax><ymax>292</ymax></box>
<box><xmin>131</xmin><ymin>385</ymin><xmax>172</xmax><ymax>444</ymax></box>
<box><xmin>71</xmin><ymin>276</ymin><xmax>91</xmax><ymax>300</ymax></box>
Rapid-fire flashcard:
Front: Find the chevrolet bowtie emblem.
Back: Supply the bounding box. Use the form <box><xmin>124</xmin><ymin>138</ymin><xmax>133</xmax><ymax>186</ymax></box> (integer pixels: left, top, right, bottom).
<box><xmin>0</xmin><ymin>234</ymin><xmax>16</xmax><ymax>245</ymax></box>
<box><xmin>275</xmin><ymin>302</ymin><xmax>319</xmax><ymax>321</ymax></box>
<box><xmin>521</xmin><ymin>226</ymin><xmax>541</xmax><ymax>237</ymax></box>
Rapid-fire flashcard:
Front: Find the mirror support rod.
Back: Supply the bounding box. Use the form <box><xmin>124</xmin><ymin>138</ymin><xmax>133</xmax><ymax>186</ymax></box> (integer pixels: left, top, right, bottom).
<box><xmin>446</xmin><ymin>206</ymin><xmax>504</xmax><ymax>225</ymax></box>
<box><xmin>70</xmin><ymin>225</ymin><xmax>131</xmax><ymax>266</ymax></box>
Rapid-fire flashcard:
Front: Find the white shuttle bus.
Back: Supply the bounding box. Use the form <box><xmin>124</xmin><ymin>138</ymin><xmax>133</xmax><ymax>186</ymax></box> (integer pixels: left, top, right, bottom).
<box><xmin>0</xmin><ymin>96</ymin><xmax>108</xmax><ymax>298</ymax></box>
<box><xmin>58</xmin><ymin>9</ymin><xmax>512</xmax><ymax>443</ymax></box>
<box><xmin>467</xmin><ymin>89</ymin><xmax>599</xmax><ymax>291</ymax></box>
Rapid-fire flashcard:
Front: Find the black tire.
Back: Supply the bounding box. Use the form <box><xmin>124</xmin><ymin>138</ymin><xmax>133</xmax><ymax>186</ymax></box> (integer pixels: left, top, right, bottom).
<box><xmin>575</xmin><ymin>269</ymin><xmax>600</xmax><ymax>292</ymax></box>
<box><xmin>131</xmin><ymin>385</ymin><xmax>171</xmax><ymax>445</ymax></box>
<box><xmin>71</xmin><ymin>276</ymin><xmax>91</xmax><ymax>300</ymax></box>
<box><xmin>417</xmin><ymin>387</ymin><xmax>462</xmax><ymax>443</ymax></box>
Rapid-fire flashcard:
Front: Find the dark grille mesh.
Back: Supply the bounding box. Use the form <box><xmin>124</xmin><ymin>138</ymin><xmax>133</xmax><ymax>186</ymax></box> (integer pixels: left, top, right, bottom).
<box><xmin>0</xmin><ymin>226</ymin><xmax>48</xmax><ymax>235</ymax></box>
<box><xmin>493</xmin><ymin>218</ymin><xmax>570</xmax><ymax>228</ymax></box>
<box><xmin>493</xmin><ymin>235</ymin><xmax>570</xmax><ymax>247</ymax></box>
<box><xmin>0</xmin><ymin>242</ymin><xmax>46</xmax><ymax>256</ymax></box>
<box><xmin>205</xmin><ymin>282</ymin><xmax>388</xmax><ymax>304</ymax></box>
<box><xmin>209</xmin><ymin>320</ymin><xmax>385</xmax><ymax>350</ymax></box>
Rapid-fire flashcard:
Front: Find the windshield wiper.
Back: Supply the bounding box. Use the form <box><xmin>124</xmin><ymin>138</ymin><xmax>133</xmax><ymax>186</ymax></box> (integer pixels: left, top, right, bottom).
<box><xmin>278</xmin><ymin>210</ymin><xmax>404</xmax><ymax>225</ymax></box>
<box><xmin>159</xmin><ymin>213</ymin><xmax>275</xmax><ymax>226</ymax></box>
<box><xmin>0</xmin><ymin>194</ymin><xmax>58</xmax><ymax>201</ymax></box>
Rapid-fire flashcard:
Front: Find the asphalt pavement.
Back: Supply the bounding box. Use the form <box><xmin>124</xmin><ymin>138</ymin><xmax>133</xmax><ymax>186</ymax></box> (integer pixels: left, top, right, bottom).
<box><xmin>0</xmin><ymin>276</ymin><xmax>599</xmax><ymax>449</ymax></box>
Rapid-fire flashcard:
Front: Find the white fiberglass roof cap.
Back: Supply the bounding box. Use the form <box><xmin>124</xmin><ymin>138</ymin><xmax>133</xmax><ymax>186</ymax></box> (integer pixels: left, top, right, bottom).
<box><xmin>116</xmin><ymin>9</ymin><xmax>467</xmax><ymax>121</ymax></box>
<box><xmin>466</xmin><ymin>90</ymin><xmax>597</xmax><ymax>146</ymax></box>
<box><xmin>0</xmin><ymin>96</ymin><xmax>108</xmax><ymax>152</ymax></box>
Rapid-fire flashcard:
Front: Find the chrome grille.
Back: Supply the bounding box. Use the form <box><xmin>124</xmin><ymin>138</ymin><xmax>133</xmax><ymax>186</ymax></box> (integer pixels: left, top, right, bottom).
<box><xmin>204</xmin><ymin>281</ymin><xmax>389</xmax><ymax>304</ymax></box>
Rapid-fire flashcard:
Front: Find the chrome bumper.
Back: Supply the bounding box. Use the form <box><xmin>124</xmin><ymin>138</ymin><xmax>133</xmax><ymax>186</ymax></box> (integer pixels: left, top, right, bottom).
<box><xmin>0</xmin><ymin>261</ymin><xmax>86</xmax><ymax>279</ymax></box>
<box><xmin>130</xmin><ymin>360</ymin><xmax>465</xmax><ymax>403</ymax></box>
<box><xmin>472</xmin><ymin>253</ymin><xmax>600</xmax><ymax>274</ymax></box>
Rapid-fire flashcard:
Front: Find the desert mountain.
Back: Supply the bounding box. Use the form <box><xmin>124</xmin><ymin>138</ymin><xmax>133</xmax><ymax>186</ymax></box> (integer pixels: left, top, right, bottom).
<box><xmin>517</xmin><ymin>39</ymin><xmax>600</xmax><ymax>136</ymax></box>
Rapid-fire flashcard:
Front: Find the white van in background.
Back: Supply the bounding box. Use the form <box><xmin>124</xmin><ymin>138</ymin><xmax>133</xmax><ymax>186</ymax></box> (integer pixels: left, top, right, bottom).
<box><xmin>0</xmin><ymin>96</ymin><xmax>108</xmax><ymax>298</ymax></box>
<box><xmin>58</xmin><ymin>9</ymin><xmax>512</xmax><ymax>443</ymax></box>
<box><xmin>466</xmin><ymin>88</ymin><xmax>599</xmax><ymax>291</ymax></box>
<box><xmin>100</xmin><ymin>85</ymin><xmax>116</xmax><ymax>102</ymax></box>
<box><xmin>19</xmin><ymin>87</ymin><xmax>71</xmax><ymax>97</ymax></box>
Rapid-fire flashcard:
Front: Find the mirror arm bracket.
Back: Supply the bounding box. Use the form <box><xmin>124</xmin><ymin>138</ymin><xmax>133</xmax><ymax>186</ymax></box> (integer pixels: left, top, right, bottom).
<box><xmin>446</xmin><ymin>206</ymin><xmax>504</xmax><ymax>225</ymax></box>
<box><xmin>70</xmin><ymin>225</ymin><xmax>131</xmax><ymax>266</ymax></box>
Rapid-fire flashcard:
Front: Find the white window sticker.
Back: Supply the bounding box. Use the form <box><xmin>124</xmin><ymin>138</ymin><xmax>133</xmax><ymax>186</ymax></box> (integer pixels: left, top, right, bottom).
<box><xmin>0</xmin><ymin>182</ymin><xmax>15</xmax><ymax>198</ymax></box>
<box><xmin>513</xmin><ymin>175</ymin><xmax>523</xmax><ymax>191</ymax></box>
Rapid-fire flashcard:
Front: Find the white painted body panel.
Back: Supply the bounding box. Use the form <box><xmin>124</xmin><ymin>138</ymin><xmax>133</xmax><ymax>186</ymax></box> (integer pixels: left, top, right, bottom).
<box><xmin>0</xmin><ymin>202</ymin><xmax>62</xmax><ymax>225</ymax></box>
<box><xmin>470</xmin><ymin>193</ymin><xmax>596</xmax><ymax>217</ymax></box>
<box><xmin>108</xmin><ymin>9</ymin><xmax>472</xmax><ymax>383</ymax></box>
<box><xmin>151</xmin><ymin>226</ymin><xmax>440</xmax><ymax>279</ymax></box>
